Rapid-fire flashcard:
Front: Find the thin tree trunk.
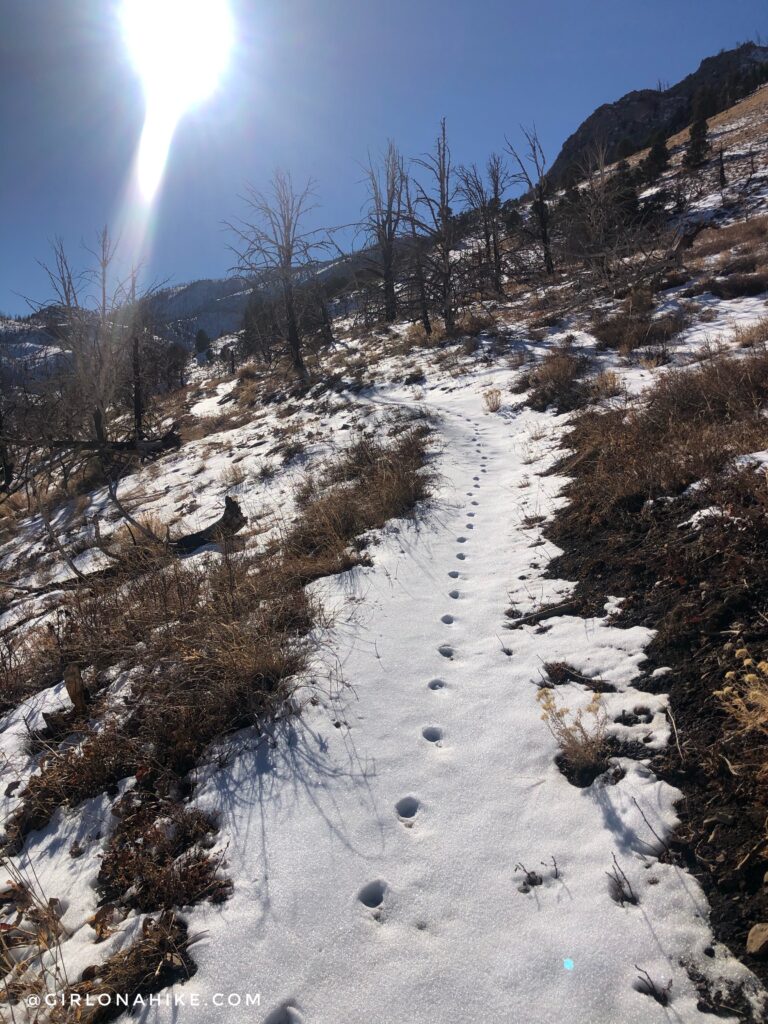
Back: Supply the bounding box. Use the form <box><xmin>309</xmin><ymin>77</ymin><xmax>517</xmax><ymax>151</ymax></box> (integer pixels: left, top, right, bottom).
<box><xmin>132</xmin><ymin>336</ymin><xmax>143</xmax><ymax>438</ymax></box>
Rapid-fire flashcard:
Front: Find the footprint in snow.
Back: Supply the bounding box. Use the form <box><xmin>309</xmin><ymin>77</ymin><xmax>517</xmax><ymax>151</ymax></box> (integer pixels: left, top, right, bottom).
<box><xmin>358</xmin><ymin>879</ymin><xmax>387</xmax><ymax>909</ymax></box>
<box><xmin>428</xmin><ymin>679</ymin><xmax>446</xmax><ymax>691</ymax></box>
<box><xmin>448</xmin><ymin>590</ymin><xmax>460</xmax><ymax>599</ymax></box>
<box><xmin>466</xmin><ymin>524</ymin><xmax>474</xmax><ymax>530</ymax></box>
<box><xmin>473</xmin><ymin>476</ymin><xmax>480</xmax><ymax>481</ymax></box>
<box><xmin>456</xmin><ymin>552</ymin><xmax>467</xmax><ymax>560</ymax></box>
<box><xmin>471</xmin><ymin>500</ymin><xmax>479</xmax><ymax>506</ymax></box>
<box><xmin>263</xmin><ymin>1004</ymin><xmax>305</xmax><ymax>1024</ymax></box>
<box><xmin>466</xmin><ymin>511</ymin><xmax>475</xmax><ymax>517</ymax></box>
<box><xmin>438</xmin><ymin>644</ymin><xmax>454</xmax><ymax>659</ymax></box>
<box><xmin>396</xmin><ymin>796</ymin><xmax>420</xmax><ymax>824</ymax></box>
<box><xmin>457</xmin><ymin>536</ymin><xmax>468</xmax><ymax>543</ymax></box>
<box><xmin>448</xmin><ymin>570</ymin><xmax>460</xmax><ymax>579</ymax></box>
<box><xmin>422</xmin><ymin>726</ymin><xmax>444</xmax><ymax>744</ymax></box>
<box><xmin>441</xmin><ymin>614</ymin><xmax>454</xmax><ymax>624</ymax></box>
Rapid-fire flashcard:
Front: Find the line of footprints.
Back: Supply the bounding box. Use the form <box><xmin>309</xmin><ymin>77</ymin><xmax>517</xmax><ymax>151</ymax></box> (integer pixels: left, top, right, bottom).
<box><xmin>358</xmin><ymin>416</ymin><xmax>487</xmax><ymax>920</ymax></box>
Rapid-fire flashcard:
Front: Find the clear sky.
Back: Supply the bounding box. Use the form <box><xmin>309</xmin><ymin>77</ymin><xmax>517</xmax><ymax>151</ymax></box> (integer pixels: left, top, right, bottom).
<box><xmin>1</xmin><ymin>0</ymin><xmax>766</xmax><ymax>314</ymax></box>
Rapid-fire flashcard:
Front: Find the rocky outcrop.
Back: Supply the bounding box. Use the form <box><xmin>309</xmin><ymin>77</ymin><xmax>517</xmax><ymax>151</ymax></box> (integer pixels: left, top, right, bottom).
<box><xmin>549</xmin><ymin>43</ymin><xmax>768</xmax><ymax>184</ymax></box>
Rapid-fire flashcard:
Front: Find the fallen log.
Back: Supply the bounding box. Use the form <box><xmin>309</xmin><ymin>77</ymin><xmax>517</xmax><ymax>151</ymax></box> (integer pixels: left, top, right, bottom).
<box><xmin>43</xmin><ymin>423</ymin><xmax>182</xmax><ymax>462</ymax></box>
<box><xmin>170</xmin><ymin>496</ymin><xmax>247</xmax><ymax>555</ymax></box>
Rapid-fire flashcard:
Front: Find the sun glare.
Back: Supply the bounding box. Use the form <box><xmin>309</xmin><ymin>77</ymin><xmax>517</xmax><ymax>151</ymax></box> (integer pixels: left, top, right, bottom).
<box><xmin>121</xmin><ymin>0</ymin><xmax>233</xmax><ymax>200</ymax></box>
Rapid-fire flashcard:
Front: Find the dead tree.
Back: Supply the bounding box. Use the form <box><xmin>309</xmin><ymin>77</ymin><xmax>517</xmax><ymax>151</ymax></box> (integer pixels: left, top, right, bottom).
<box><xmin>229</xmin><ymin>171</ymin><xmax>323</xmax><ymax>380</ymax></box>
<box><xmin>403</xmin><ymin>178</ymin><xmax>432</xmax><ymax>336</ymax></box>
<box><xmin>410</xmin><ymin>119</ymin><xmax>459</xmax><ymax>333</ymax></box>
<box><xmin>506</xmin><ymin>126</ymin><xmax>555</xmax><ymax>275</ymax></box>
<box><xmin>360</xmin><ymin>141</ymin><xmax>405</xmax><ymax>322</ymax></box>
<box><xmin>459</xmin><ymin>153</ymin><xmax>511</xmax><ymax>295</ymax></box>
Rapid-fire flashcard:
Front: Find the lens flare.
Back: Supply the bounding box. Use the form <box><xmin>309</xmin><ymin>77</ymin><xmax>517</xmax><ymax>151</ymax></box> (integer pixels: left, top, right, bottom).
<box><xmin>121</xmin><ymin>0</ymin><xmax>233</xmax><ymax>201</ymax></box>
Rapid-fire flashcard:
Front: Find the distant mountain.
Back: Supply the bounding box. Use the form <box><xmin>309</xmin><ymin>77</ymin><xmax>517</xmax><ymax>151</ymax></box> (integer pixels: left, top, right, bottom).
<box><xmin>549</xmin><ymin>42</ymin><xmax>768</xmax><ymax>184</ymax></box>
<box><xmin>146</xmin><ymin>249</ymin><xmax>374</xmax><ymax>343</ymax></box>
<box><xmin>0</xmin><ymin>316</ymin><xmax>63</xmax><ymax>378</ymax></box>
<box><xmin>145</xmin><ymin>277</ymin><xmax>257</xmax><ymax>343</ymax></box>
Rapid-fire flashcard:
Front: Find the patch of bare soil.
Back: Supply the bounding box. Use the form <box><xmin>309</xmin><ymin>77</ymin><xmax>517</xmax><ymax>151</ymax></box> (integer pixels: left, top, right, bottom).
<box><xmin>546</xmin><ymin>467</ymin><xmax>768</xmax><ymax>1007</ymax></box>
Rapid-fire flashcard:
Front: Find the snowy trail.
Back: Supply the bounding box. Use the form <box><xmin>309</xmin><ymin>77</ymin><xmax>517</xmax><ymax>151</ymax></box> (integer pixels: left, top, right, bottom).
<box><xmin>158</xmin><ymin>380</ymin><xmax>754</xmax><ymax>1024</ymax></box>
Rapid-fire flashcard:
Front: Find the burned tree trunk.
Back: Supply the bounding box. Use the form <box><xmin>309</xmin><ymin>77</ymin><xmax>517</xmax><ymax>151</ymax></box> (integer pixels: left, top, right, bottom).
<box><xmin>170</xmin><ymin>496</ymin><xmax>247</xmax><ymax>555</ymax></box>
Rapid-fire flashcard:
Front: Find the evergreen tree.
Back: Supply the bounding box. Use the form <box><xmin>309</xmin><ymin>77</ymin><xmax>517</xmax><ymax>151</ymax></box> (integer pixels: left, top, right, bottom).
<box><xmin>683</xmin><ymin>116</ymin><xmax>710</xmax><ymax>170</ymax></box>
<box><xmin>642</xmin><ymin>134</ymin><xmax>670</xmax><ymax>184</ymax></box>
<box><xmin>195</xmin><ymin>328</ymin><xmax>211</xmax><ymax>354</ymax></box>
<box><xmin>718</xmin><ymin>148</ymin><xmax>727</xmax><ymax>189</ymax></box>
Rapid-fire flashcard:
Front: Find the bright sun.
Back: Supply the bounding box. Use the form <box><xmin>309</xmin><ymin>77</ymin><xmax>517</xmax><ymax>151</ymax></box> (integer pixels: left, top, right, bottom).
<box><xmin>121</xmin><ymin>0</ymin><xmax>234</xmax><ymax>200</ymax></box>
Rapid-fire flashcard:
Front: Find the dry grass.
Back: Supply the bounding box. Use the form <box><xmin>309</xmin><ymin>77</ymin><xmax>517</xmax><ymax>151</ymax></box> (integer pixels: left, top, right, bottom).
<box><xmin>453</xmin><ymin>307</ymin><xmax>497</xmax><ymax>336</ymax></box>
<box><xmin>591</xmin><ymin>289</ymin><xmax>689</xmax><ymax>357</ymax></box>
<box><xmin>732</xmin><ymin>316</ymin><xmax>768</xmax><ymax>349</ymax></box>
<box><xmin>518</xmin><ymin>340</ymin><xmax>592</xmax><ymax>413</ymax></box>
<box><xmin>283</xmin><ymin>425</ymin><xmax>433</xmax><ymax>583</ymax></box>
<box><xmin>699</xmin><ymin>270</ymin><xmax>768</xmax><ymax>300</ymax></box>
<box><xmin>537</xmin><ymin>688</ymin><xmax>610</xmax><ymax>786</ymax></box>
<box><xmin>692</xmin><ymin>215</ymin><xmax>768</xmax><ymax>260</ymax></box>
<box><xmin>555</xmin><ymin>347</ymin><xmax>768</xmax><ymax>532</ymax></box>
<box><xmin>483</xmin><ymin>388</ymin><xmax>502</xmax><ymax>413</ymax></box>
<box><xmin>98</xmin><ymin>795</ymin><xmax>230</xmax><ymax>911</ymax></box>
<box><xmin>588</xmin><ymin>369</ymin><xmax>625</xmax><ymax>402</ymax></box>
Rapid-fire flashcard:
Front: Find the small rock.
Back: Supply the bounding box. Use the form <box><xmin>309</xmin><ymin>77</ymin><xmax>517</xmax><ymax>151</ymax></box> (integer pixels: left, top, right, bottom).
<box><xmin>746</xmin><ymin>923</ymin><xmax>768</xmax><ymax>957</ymax></box>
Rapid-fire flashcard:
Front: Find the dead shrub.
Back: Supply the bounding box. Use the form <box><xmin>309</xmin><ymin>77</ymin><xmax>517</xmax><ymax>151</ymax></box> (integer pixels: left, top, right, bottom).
<box><xmin>401</xmin><ymin>321</ymin><xmax>443</xmax><ymax>351</ymax></box>
<box><xmin>236</xmin><ymin>361</ymin><xmax>259</xmax><ymax>381</ymax></box>
<box><xmin>453</xmin><ymin>307</ymin><xmax>496</xmax><ymax>336</ymax></box>
<box><xmin>537</xmin><ymin>688</ymin><xmax>610</xmax><ymax>787</ymax></box>
<box><xmin>731</xmin><ymin>316</ymin><xmax>768</xmax><ymax>349</ymax></box>
<box><xmin>98</xmin><ymin>795</ymin><xmax>230</xmax><ymax>911</ymax></box>
<box><xmin>0</xmin><ymin>625</ymin><xmax>63</xmax><ymax>717</ymax></box>
<box><xmin>717</xmin><ymin>252</ymin><xmax>758</xmax><ymax>276</ymax></box>
<box><xmin>701</xmin><ymin>271</ymin><xmax>768</xmax><ymax>300</ymax></box>
<box><xmin>483</xmin><ymin>388</ymin><xmax>502</xmax><ymax>413</ymax></box>
<box><xmin>592</xmin><ymin>289</ymin><xmax>688</xmax><ymax>356</ymax></box>
<box><xmin>523</xmin><ymin>340</ymin><xmax>591</xmax><ymax>413</ymax></box>
<box><xmin>588</xmin><ymin>370</ymin><xmax>624</xmax><ymax>402</ymax></box>
<box><xmin>47</xmin><ymin>913</ymin><xmax>195</xmax><ymax>1024</ymax></box>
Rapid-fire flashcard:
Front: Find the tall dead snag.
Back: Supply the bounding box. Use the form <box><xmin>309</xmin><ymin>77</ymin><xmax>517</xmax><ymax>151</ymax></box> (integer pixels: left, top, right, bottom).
<box><xmin>403</xmin><ymin>178</ymin><xmax>432</xmax><ymax>336</ymax></box>
<box><xmin>361</xmin><ymin>141</ymin><xmax>405</xmax><ymax>322</ymax></box>
<box><xmin>506</xmin><ymin>126</ymin><xmax>555</xmax><ymax>275</ymax></box>
<box><xmin>459</xmin><ymin>153</ymin><xmax>511</xmax><ymax>295</ymax></box>
<box><xmin>230</xmin><ymin>170</ymin><xmax>322</xmax><ymax>380</ymax></box>
<box><xmin>410</xmin><ymin>119</ymin><xmax>459</xmax><ymax>334</ymax></box>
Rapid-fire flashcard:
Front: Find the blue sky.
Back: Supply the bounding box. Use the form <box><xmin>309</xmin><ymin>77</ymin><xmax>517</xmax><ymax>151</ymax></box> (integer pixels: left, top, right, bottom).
<box><xmin>1</xmin><ymin>0</ymin><xmax>766</xmax><ymax>314</ymax></box>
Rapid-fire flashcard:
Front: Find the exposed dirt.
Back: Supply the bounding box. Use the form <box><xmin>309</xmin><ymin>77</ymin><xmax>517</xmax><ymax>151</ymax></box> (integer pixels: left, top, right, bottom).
<box><xmin>545</xmin><ymin>466</ymin><xmax>768</xmax><ymax>1001</ymax></box>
